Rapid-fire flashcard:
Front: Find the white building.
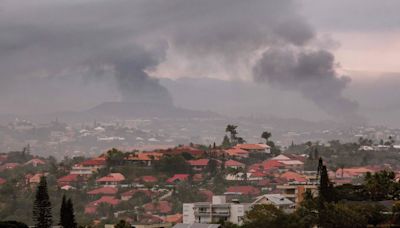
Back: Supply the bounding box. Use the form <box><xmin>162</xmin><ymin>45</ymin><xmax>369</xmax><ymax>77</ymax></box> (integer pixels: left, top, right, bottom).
<box><xmin>183</xmin><ymin>194</ymin><xmax>294</xmax><ymax>225</ymax></box>
<box><xmin>183</xmin><ymin>196</ymin><xmax>248</xmax><ymax>225</ymax></box>
<box><xmin>251</xmin><ymin>194</ymin><xmax>295</xmax><ymax>213</ymax></box>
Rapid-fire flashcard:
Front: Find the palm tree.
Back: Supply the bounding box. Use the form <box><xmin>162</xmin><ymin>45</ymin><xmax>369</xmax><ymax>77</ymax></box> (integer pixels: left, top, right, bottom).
<box><xmin>261</xmin><ymin>131</ymin><xmax>272</xmax><ymax>144</ymax></box>
<box><xmin>225</xmin><ymin>125</ymin><xmax>238</xmax><ymax>142</ymax></box>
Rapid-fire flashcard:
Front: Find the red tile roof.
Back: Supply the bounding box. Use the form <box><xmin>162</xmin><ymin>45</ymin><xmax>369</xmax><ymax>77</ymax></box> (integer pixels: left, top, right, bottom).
<box><xmin>96</xmin><ymin>173</ymin><xmax>125</xmax><ymax>182</ymax></box>
<box><xmin>166</xmin><ymin>174</ymin><xmax>189</xmax><ymax>183</ymax></box>
<box><xmin>235</xmin><ymin>144</ymin><xmax>269</xmax><ymax>150</ymax></box>
<box><xmin>1</xmin><ymin>162</ymin><xmax>20</xmax><ymax>170</ymax></box>
<box><xmin>250</xmin><ymin>171</ymin><xmax>267</xmax><ymax>178</ymax></box>
<box><xmin>87</xmin><ymin>186</ymin><xmax>118</xmax><ymax>195</ymax></box>
<box><xmin>121</xmin><ymin>189</ymin><xmax>153</xmax><ymax>198</ymax></box>
<box><xmin>253</xmin><ymin>160</ymin><xmax>284</xmax><ymax>171</ymax></box>
<box><xmin>142</xmin><ymin>175</ymin><xmax>158</xmax><ymax>183</ymax></box>
<box><xmin>143</xmin><ymin>201</ymin><xmax>172</xmax><ymax>214</ymax></box>
<box><xmin>225</xmin><ymin>148</ymin><xmax>249</xmax><ymax>157</ymax></box>
<box><xmin>85</xmin><ymin>196</ymin><xmax>121</xmax><ymax>214</ymax></box>
<box><xmin>0</xmin><ymin>177</ymin><xmax>6</xmax><ymax>185</ymax></box>
<box><xmin>280</xmin><ymin>171</ymin><xmax>307</xmax><ymax>182</ymax></box>
<box><xmin>164</xmin><ymin>213</ymin><xmax>183</xmax><ymax>223</ymax></box>
<box><xmin>126</xmin><ymin>152</ymin><xmax>163</xmax><ymax>161</ymax></box>
<box><xmin>77</xmin><ymin>158</ymin><xmax>106</xmax><ymax>167</ymax></box>
<box><xmin>225</xmin><ymin>159</ymin><xmax>245</xmax><ymax>168</ymax></box>
<box><xmin>188</xmin><ymin>159</ymin><xmax>209</xmax><ymax>166</ymax></box>
<box><xmin>226</xmin><ymin>186</ymin><xmax>260</xmax><ymax>196</ymax></box>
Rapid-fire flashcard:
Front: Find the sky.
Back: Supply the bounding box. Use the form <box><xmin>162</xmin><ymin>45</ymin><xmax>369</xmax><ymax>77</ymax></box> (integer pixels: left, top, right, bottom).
<box><xmin>0</xmin><ymin>0</ymin><xmax>399</xmax><ymax>126</ymax></box>
<box><xmin>301</xmin><ymin>0</ymin><xmax>400</xmax><ymax>74</ymax></box>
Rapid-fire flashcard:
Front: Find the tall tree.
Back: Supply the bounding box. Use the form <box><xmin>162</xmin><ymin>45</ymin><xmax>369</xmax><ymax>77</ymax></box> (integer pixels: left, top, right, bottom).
<box><xmin>106</xmin><ymin>148</ymin><xmax>125</xmax><ymax>166</ymax></box>
<box><xmin>66</xmin><ymin>198</ymin><xmax>77</xmax><ymax>228</ymax></box>
<box><xmin>60</xmin><ymin>197</ymin><xmax>77</xmax><ymax>228</ymax></box>
<box><xmin>33</xmin><ymin>176</ymin><xmax>52</xmax><ymax>228</ymax></box>
<box><xmin>59</xmin><ymin>195</ymin><xmax>67</xmax><ymax>227</ymax></box>
<box><xmin>261</xmin><ymin>131</ymin><xmax>271</xmax><ymax>144</ymax></box>
<box><xmin>225</xmin><ymin>125</ymin><xmax>238</xmax><ymax>144</ymax></box>
<box><xmin>319</xmin><ymin>165</ymin><xmax>335</xmax><ymax>202</ymax></box>
<box><xmin>221</xmin><ymin>135</ymin><xmax>231</xmax><ymax>148</ymax></box>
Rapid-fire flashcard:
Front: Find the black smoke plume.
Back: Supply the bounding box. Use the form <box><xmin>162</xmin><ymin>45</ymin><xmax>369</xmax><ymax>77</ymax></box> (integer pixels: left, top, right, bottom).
<box><xmin>253</xmin><ymin>47</ymin><xmax>361</xmax><ymax>122</ymax></box>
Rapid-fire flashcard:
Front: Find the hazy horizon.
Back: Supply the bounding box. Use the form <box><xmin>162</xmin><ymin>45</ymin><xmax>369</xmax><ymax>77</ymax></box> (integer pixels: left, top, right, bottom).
<box><xmin>0</xmin><ymin>0</ymin><xmax>399</xmax><ymax>126</ymax></box>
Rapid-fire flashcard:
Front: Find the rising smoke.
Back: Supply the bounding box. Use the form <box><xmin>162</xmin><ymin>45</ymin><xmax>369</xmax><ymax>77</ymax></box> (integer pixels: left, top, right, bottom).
<box><xmin>0</xmin><ymin>0</ymin><xmax>361</xmax><ymax>121</ymax></box>
<box><xmin>253</xmin><ymin>47</ymin><xmax>361</xmax><ymax>122</ymax></box>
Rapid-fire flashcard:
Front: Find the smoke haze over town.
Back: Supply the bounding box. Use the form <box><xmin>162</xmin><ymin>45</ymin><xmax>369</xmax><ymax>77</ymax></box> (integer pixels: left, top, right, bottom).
<box><xmin>0</xmin><ymin>0</ymin><xmax>399</xmax><ymax>126</ymax></box>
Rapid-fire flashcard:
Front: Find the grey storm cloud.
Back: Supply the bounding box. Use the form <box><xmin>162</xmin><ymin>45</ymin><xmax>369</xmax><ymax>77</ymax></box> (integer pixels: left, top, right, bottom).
<box><xmin>253</xmin><ymin>47</ymin><xmax>361</xmax><ymax>122</ymax></box>
<box><xmin>0</xmin><ymin>0</ymin><xmax>360</xmax><ymax>121</ymax></box>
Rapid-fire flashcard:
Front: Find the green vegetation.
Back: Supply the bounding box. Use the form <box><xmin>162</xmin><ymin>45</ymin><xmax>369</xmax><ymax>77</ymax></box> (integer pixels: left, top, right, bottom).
<box><xmin>60</xmin><ymin>195</ymin><xmax>77</xmax><ymax>228</ymax></box>
<box><xmin>153</xmin><ymin>155</ymin><xmax>192</xmax><ymax>175</ymax></box>
<box><xmin>33</xmin><ymin>177</ymin><xmax>52</xmax><ymax>228</ymax></box>
<box><xmin>0</xmin><ymin>221</ymin><xmax>28</xmax><ymax>228</ymax></box>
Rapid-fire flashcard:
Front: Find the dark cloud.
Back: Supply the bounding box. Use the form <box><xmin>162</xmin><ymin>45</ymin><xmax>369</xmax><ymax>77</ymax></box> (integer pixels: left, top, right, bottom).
<box><xmin>0</xmin><ymin>0</ymin><xmax>362</xmax><ymax>122</ymax></box>
<box><xmin>253</xmin><ymin>47</ymin><xmax>362</xmax><ymax>122</ymax></box>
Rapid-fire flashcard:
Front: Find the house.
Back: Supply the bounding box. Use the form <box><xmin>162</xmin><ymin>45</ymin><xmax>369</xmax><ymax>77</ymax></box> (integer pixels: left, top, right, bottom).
<box><xmin>125</xmin><ymin>152</ymin><xmax>163</xmax><ymax>166</ymax></box>
<box><xmin>26</xmin><ymin>173</ymin><xmax>46</xmax><ymax>186</ymax></box>
<box><xmin>87</xmin><ymin>186</ymin><xmax>118</xmax><ymax>196</ymax></box>
<box><xmin>224</xmin><ymin>148</ymin><xmax>249</xmax><ymax>158</ymax></box>
<box><xmin>277</xmin><ymin>184</ymin><xmax>318</xmax><ymax>206</ymax></box>
<box><xmin>143</xmin><ymin>201</ymin><xmax>172</xmax><ymax>215</ymax></box>
<box><xmin>271</xmin><ymin>155</ymin><xmax>304</xmax><ymax>170</ymax></box>
<box><xmin>279</xmin><ymin>171</ymin><xmax>307</xmax><ymax>183</ymax></box>
<box><xmin>235</xmin><ymin>144</ymin><xmax>270</xmax><ymax>154</ymax></box>
<box><xmin>225</xmin><ymin>160</ymin><xmax>245</xmax><ymax>169</ymax></box>
<box><xmin>96</xmin><ymin>173</ymin><xmax>125</xmax><ymax>186</ymax></box>
<box><xmin>71</xmin><ymin>157</ymin><xmax>106</xmax><ymax>175</ymax></box>
<box><xmin>183</xmin><ymin>195</ymin><xmax>247</xmax><ymax>225</ymax></box>
<box><xmin>252</xmin><ymin>194</ymin><xmax>294</xmax><ymax>212</ymax></box>
<box><xmin>0</xmin><ymin>162</ymin><xmax>20</xmax><ymax>171</ymax></box>
<box><xmin>142</xmin><ymin>175</ymin><xmax>158</xmax><ymax>183</ymax></box>
<box><xmin>24</xmin><ymin>158</ymin><xmax>46</xmax><ymax>167</ymax></box>
<box><xmin>121</xmin><ymin>189</ymin><xmax>154</xmax><ymax>201</ymax></box>
<box><xmin>271</xmin><ymin>154</ymin><xmax>292</xmax><ymax>161</ymax></box>
<box><xmin>167</xmin><ymin>174</ymin><xmax>189</xmax><ymax>184</ymax></box>
<box><xmin>249</xmin><ymin>160</ymin><xmax>283</xmax><ymax>173</ymax></box>
<box><xmin>225</xmin><ymin>172</ymin><xmax>264</xmax><ymax>181</ymax></box>
<box><xmin>85</xmin><ymin>196</ymin><xmax>121</xmax><ymax>214</ymax></box>
<box><xmin>165</xmin><ymin>145</ymin><xmax>205</xmax><ymax>157</ymax></box>
<box><xmin>225</xmin><ymin>172</ymin><xmax>251</xmax><ymax>181</ymax></box>
<box><xmin>188</xmin><ymin>159</ymin><xmax>209</xmax><ymax>171</ymax></box>
<box><xmin>335</xmin><ymin>167</ymin><xmax>375</xmax><ymax>179</ymax></box>
<box><xmin>57</xmin><ymin>174</ymin><xmax>81</xmax><ymax>187</ymax></box>
<box><xmin>225</xmin><ymin>186</ymin><xmax>260</xmax><ymax>196</ymax></box>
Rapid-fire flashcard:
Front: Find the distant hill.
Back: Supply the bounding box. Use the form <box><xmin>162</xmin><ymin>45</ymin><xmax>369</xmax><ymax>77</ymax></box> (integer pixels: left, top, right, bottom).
<box><xmin>86</xmin><ymin>101</ymin><xmax>219</xmax><ymax>119</ymax></box>
<box><xmin>0</xmin><ymin>101</ymin><xmax>219</xmax><ymax>123</ymax></box>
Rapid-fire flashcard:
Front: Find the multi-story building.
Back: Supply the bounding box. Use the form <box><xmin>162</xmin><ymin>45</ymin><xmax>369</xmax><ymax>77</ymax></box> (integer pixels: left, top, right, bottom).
<box><xmin>277</xmin><ymin>184</ymin><xmax>318</xmax><ymax>206</ymax></box>
<box><xmin>183</xmin><ymin>196</ymin><xmax>248</xmax><ymax>225</ymax></box>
